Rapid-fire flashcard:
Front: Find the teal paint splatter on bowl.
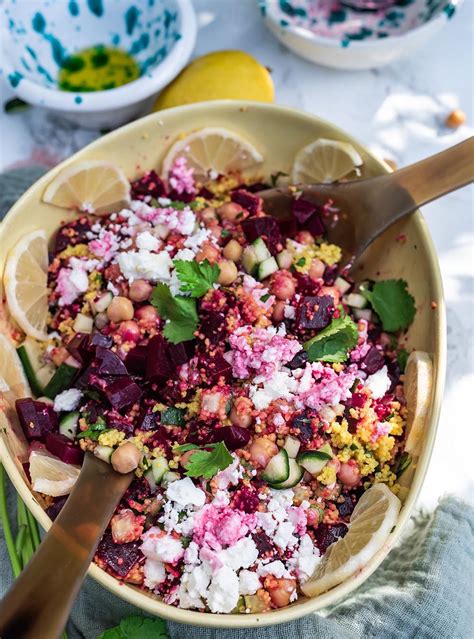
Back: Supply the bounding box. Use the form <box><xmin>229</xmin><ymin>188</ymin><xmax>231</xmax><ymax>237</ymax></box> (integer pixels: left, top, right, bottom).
<box><xmin>87</xmin><ymin>0</ymin><xmax>104</xmax><ymax>18</ymax></box>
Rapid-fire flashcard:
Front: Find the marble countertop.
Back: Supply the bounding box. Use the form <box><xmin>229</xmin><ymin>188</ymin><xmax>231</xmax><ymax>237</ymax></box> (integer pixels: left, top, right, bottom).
<box><xmin>0</xmin><ymin>0</ymin><xmax>472</xmax><ymax>509</ymax></box>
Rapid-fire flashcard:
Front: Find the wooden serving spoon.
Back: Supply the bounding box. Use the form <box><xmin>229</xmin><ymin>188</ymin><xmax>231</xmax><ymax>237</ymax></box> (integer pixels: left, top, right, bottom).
<box><xmin>0</xmin><ymin>453</ymin><xmax>133</xmax><ymax>639</ymax></box>
<box><xmin>258</xmin><ymin>137</ymin><xmax>474</xmax><ymax>270</ymax></box>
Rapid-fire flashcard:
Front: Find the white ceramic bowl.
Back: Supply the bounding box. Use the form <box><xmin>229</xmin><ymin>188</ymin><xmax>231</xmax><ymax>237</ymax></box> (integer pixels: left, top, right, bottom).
<box><xmin>259</xmin><ymin>0</ymin><xmax>459</xmax><ymax>70</ymax></box>
<box><xmin>0</xmin><ymin>0</ymin><xmax>197</xmax><ymax>128</ymax></box>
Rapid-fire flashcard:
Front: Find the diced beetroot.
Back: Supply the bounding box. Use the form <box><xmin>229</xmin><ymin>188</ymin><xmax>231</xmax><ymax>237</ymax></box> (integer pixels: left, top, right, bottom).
<box><xmin>96</xmin><ymin>530</ymin><xmax>142</xmax><ymax>578</ymax></box>
<box><xmin>136</xmin><ymin>408</ymin><xmax>159</xmax><ymax>431</ymax></box>
<box><xmin>146</xmin><ymin>335</ymin><xmax>173</xmax><ymax>382</ymax></box>
<box><xmin>313</xmin><ymin>523</ymin><xmax>348</xmax><ymax>554</ymax></box>
<box><xmin>145</xmin><ymin>428</ymin><xmax>171</xmax><ymax>454</ymax></box>
<box><xmin>201</xmin><ymin>352</ymin><xmax>232</xmax><ymax>385</ymax></box>
<box><xmin>231</xmin><ymin>189</ymin><xmax>262</xmax><ymax>216</ymax></box>
<box><xmin>74</xmin><ymin>363</ymin><xmax>99</xmax><ymax>390</ymax></box>
<box><xmin>386</xmin><ymin>359</ymin><xmax>400</xmax><ymax>393</ymax></box>
<box><xmin>232</xmin><ymin>486</ymin><xmax>260</xmax><ymax>513</ymax></box>
<box><xmin>252</xmin><ymin>531</ymin><xmax>275</xmax><ymax>556</ymax></box>
<box><xmin>87</xmin><ymin>332</ymin><xmax>113</xmax><ymax>352</ymax></box>
<box><xmin>323</xmin><ymin>265</ymin><xmax>338</xmax><ymax>286</ymax></box>
<box><xmin>337</xmin><ymin>493</ymin><xmax>356</xmax><ymax>519</ymax></box>
<box><xmin>130</xmin><ymin>170</ymin><xmax>167</xmax><ymax>201</ymax></box>
<box><xmin>45</xmin><ymin>432</ymin><xmax>84</xmax><ymax>465</ymax></box>
<box><xmin>125</xmin><ymin>344</ymin><xmax>148</xmax><ymax>376</ymax></box>
<box><xmin>95</xmin><ymin>347</ymin><xmax>128</xmax><ymax>376</ymax></box>
<box><xmin>244</xmin><ymin>181</ymin><xmax>270</xmax><ymax>193</ymax></box>
<box><xmin>286</xmin><ymin>350</ymin><xmax>308</xmax><ymax>370</ymax></box>
<box><xmin>306</xmin><ymin>212</ymin><xmax>325</xmax><ymax>237</ymax></box>
<box><xmin>197</xmin><ymin>186</ymin><xmax>214</xmax><ymax>199</ymax></box>
<box><xmin>213</xmin><ymin>426</ymin><xmax>251</xmax><ymax>450</ymax></box>
<box><xmin>16</xmin><ymin>398</ymin><xmax>59</xmax><ymax>440</ymax></box>
<box><xmin>292</xmin><ymin>198</ymin><xmax>317</xmax><ymax>225</ymax></box>
<box><xmin>295</xmin><ymin>295</ymin><xmax>334</xmax><ymax>331</ymax></box>
<box><xmin>241</xmin><ymin>215</ymin><xmax>282</xmax><ymax>254</ymax></box>
<box><xmin>290</xmin><ymin>410</ymin><xmax>314</xmax><ymax>443</ymax></box>
<box><xmin>168</xmin><ymin>189</ymin><xmax>195</xmax><ymax>203</ymax></box>
<box><xmin>54</xmin><ymin>218</ymin><xmax>92</xmax><ymax>254</ymax></box>
<box><xmin>66</xmin><ymin>332</ymin><xmax>91</xmax><ymax>365</ymax></box>
<box><xmin>107</xmin><ymin>418</ymin><xmax>135</xmax><ymax>437</ymax></box>
<box><xmin>46</xmin><ymin>496</ymin><xmax>68</xmax><ymax>521</ymax></box>
<box><xmin>167</xmin><ymin>340</ymin><xmax>195</xmax><ymax>367</ymax></box>
<box><xmin>360</xmin><ymin>346</ymin><xmax>385</xmax><ymax>375</ymax></box>
<box><xmin>278</xmin><ymin>217</ymin><xmax>298</xmax><ymax>239</ymax></box>
<box><xmin>351</xmin><ymin>393</ymin><xmax>366</xmax><ymax>409</ymax></box>
<box><xmin>104</xmin><ymin>377</ymin><xmax>143</xmax><ymax>411</ymax></box>
<box><xmin>293</xmin><ymin>272</ymin><xmax>321</xmax><ymax>296</ymax></box>
<box><xmin>198</xmin><ymin>311</ymin><xmax>227</xmax><ymax>346</ymax></box>
<box><xmin>121</xmin><ymin>477</ymin><xmax>151</xmax><ymax>510</ymax></box>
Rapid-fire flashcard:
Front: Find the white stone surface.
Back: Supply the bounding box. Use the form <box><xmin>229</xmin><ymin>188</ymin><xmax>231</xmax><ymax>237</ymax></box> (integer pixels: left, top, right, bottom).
<box><xmin>0</xmin><ymin>0</ymin><xmax>472</xmax><ymax>508</ymax></box>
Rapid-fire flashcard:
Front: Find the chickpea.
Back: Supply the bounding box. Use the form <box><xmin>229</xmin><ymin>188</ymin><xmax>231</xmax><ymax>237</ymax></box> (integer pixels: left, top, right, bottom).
<box><xmin>445</xmin><ymin>109</ymin><xmax>466</xmax><ymax>129</ymax></box>
<box><xmin>111</xmin><ymin>442</ymin><xmax>142</xmax><ymax>474</ymax></box>
<box><xmin>266</xmin><ymin>578</ymin><xmax>297</xmax><ymax>608</ymax></box>
<box><xmin>200</xmin><ymin>206</ymin><xmax>218</xmax><ymax>223</ymax></box>
<box><xmin>129</xmin><ymin>279</ymin><xmax>153</xmax><ymax>302</ymax></box>
<box><xmin>217</xmin><ymin>202</ymin><xmax>244</xmax><ymax>222</ymax></box>
<box><xmin>107</xmin><ymin>296</ymin><xmax>134</xmax><ymax>323</ymax></box>
<box><xmin>249</xmin><ymin>437</ymin><xmax>278</xmax><ymax>467</ymax></box>
<box><xmin>196</xmin><ymin>242</ymin><xmax>220</xmax><ymax>264</ymax></box>
<box><xmin>230</xmin><ymin>405</ymin><xmax>253</xmax><ymax>429</ymax></box>
<box><xmin>308</xmin><ymin>258</ymin><xmax>325</xmax><ymax>281</ymax></box>
<box><xmin>223</xmin><ymin>239</ymin><xmax>243</xmax><ymax>262</ymax></box>
<box><xmin>271</xmin><ymin>271</ymin><xmax>296</xmax><ymax>301</ymax></box>
<box><xmin>295</xmin><ymin>230</ymin><xmax>314</xmax><ymax>245</ymax></box>
<box><xmin>135</xmin><ymin>305</ymin><xmax>158</xmax><ymax>323</ymax></box>
<box><xmin>272</xmin><ymin>300</ymin><xmax>286</xmax><ymax>322</ymax></box>
<box><xmin>117</xmin><ymin>320</ymin><xmax>141</xmax><ymax>343</ymax></box>
<box><xmin>217</xmin><ymin>260</ymin><xmax>238</xmax><ymax>285</ymax></box>
<box><xmin>210</xmin><ymin>224</ymin><xmax>224</xmax><ymax>240</ymax></box>
<box><xmin>104</xmin><ymin>263</ymin><xmax>121</xmax><ymax>282</ymax></box>
<box><xmin>338</xmin><ymin>461</ymin><xmax>361</xmax><ymax>488</ymax></box>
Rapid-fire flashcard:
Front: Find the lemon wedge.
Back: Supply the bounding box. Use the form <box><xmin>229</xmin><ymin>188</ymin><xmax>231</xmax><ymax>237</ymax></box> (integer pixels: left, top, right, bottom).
<box><xmin>0</xmin><ymin>335</ymin><xmax>30</xmax><ymax>398</ymax></box>
<box><xmin>302</xmin><ymin>483</ymin><xmax>401</xmax><ymax>597</ymax></box>
<box><xmin>42</xmin><ymin>160</ymin><xmax>130</xmax><ymax>215</ymax></box>
<box><xmin>153</xmin><ymin>50</ymin><xmax>274</xmax><ymax>110</ymax></box>
<box><xmin>29</xmin><ymin>449</ymin><xmax>81</xmax><ymax>497</ymax></box>
<box><xmin>404</xmin><ymin>351</ymin><xmax>433</xmax><ymax>456</ymax></box>
<box><xmin>4</xmin><ymin>230</ymin><xmax>49</xmax><ymax>341</ymax></box>
<box><xmin>292</xmin><ymin>138</ymin><xmax>363</xmax><ymax>184</ymax></box>
<box><xmin>161</xmin><ymin>127</ymin><xmax>263</xmax><ymax>183</ymax></box>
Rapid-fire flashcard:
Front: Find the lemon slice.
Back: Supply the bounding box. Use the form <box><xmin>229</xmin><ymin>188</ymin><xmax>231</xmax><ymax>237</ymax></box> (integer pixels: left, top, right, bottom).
<box><xmin>29</xmin><ymin>449</ymin><xmax>81</xmax><ymax>497</ymax></box>
<box><xmin>302</xmin><ymin>483</ymin><xmax>401</xmax><ymax>597</ymax></box>
<box><xmin>404</xmin><ymin>351</ymin><xmax>433</xmax><ymax>456</ymax></box>
<box><xmin>42</xmin><ymin>160</ymin><xmax>131</xmax><ymax>215</ymax></box>
<box><xmin>0</xmin><ymin>335</ymin><xmax>31</xmax><ymax>398</ymax></box>
<box><xmin>3</xmin><ymin>230</ymin><xmax>49</xmax><ymax>341</ymax></box>
<box><xmin>292</xmin><ymin>138</ymin><xmax>363</xmax><ymax>184</ymax></box>
<box><xmin>161</xmin><ymin>127</ymin><xmax>264</xmax><ymax>183</ymax></box>
<box><xmin>153</xmin><ymin>50</ymin><xmax>274</xmax><ymax>111</ymax></box>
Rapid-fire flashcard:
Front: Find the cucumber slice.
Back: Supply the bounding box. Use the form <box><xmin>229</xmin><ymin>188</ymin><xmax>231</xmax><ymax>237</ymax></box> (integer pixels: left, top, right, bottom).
<box><xmin>151</xmin><ymin>456</ymin><xmax>169</xmax><ymax>483</ymax></box>
<box><xmin>297</xmin><ymin>444</ymin><xmax>333</xmax><ymax>475</ymax></box>
<box><xmin>93</xmin><ymin>445</ymin><xmax>113</xmax><ymax>463</ymax></box>
<box><xmin>283</xmin><ymin>435</ymin><xmax>301</xmax><ymax>459</ymax></box>
<box><xmin>161</xmin><ymin>471</ymin><xmax>180</xmax><ymax>487</ymax></box>
<box><xmin>92</xmin><ymin>291</ymin><xmax>113</xmax><ymax>314</ymax></box>
<box><xmin>343</xmin><ymin>293</ymin><xmax>367</xmax><ymax>309</ymax></box>
<box><xmin>73</xmin><ymin>313</ymin><xmax>93</xmax><ymax>334</ymax></box>
<box><xmin>334</xmin><ymin>276</ymin><xmax>351</xmax><ymax>295</ymax></box>
<box><xmin>257</xmin><ymin>256</ymin><xmax>278</xmax><ymax>281</ymax></box>
<box><xmin>242</xmin><ymin>246</ymin><xmax>259</xmax><ymax>276</ymax></box>
<box><xmin>59</xmin><ymin>411</ymin><xmax>79</xmax><ymax>440</ymax></box>
<box><xmin>269</xmin><ymin>458</ymin><xmax>304</xmax><ymax>489</ymax></box>
<box><xmin>252</xmin><ymin>238</ymin><xmax>271</xmax><ymax>262</ymax></box>
<box><xmin>43</xmin><ymin>361</ymin><xmax>81</xmax><ymax>399</ymax></box>
<box><xmin>244</xmin><ymin>594</ymin><xmax>267</xmax><ymax>613</ymax></box>
<box><xmin>262</xmin><ymin>449</ymin><xmax>289</xmax><ymax>484</ymax></box>
<box><xmin>144</xmin><ymin>469</ymin><xmax>158</xmax><ymax>491</ymax></box>
<box><xmin>276</xmin><ymin>250</ymin><xmax>293</xmax><ymax>270</ymax></box>
<box><xmin>17</xmin><ymin>339</ymin><xmax>55</xmax><ymax>397</ymax></box>
<box><xmin>353</xmin><ymin>308</ymin><xmax>373</xmax><ymax>322</ymax></box>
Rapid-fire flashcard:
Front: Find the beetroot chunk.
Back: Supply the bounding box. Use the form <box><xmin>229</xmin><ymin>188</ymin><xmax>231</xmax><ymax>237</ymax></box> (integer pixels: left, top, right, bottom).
<box><xmin>146</xmin><ymin>335</ymin><xmax>173</xmax><ymax>382</ymax></box>
<box><xmin>125</xmin><ymin>344</ymin><xmax>148</xmax><ymax>376</ymax></box>
<box><xmin>231</xmin><ymin>189</ymin><xmax>262</xmax><ymax>216</ymax></box>
<box><xmin>200</xmin><ymin>352</ymin><xmax>232</xmax><ymax>385</ymax></box>
<box><xmin>104</xmin><ymin>377</ymin><xmax>143</xmax><ymax>410</ymax></box>
<box><xmin>295</xmin><ymin>295</ymin><xmax>334</xmax><ymax>331</ymax></box>
<box><xmin>313</xmin><ymin>523</ymin><xmax>348</xmax><ymax>554</ymax></box>
<box><xmin>131</xmin><ymin>170</ymin><xmax>166</xmax><ymax>201</ymax></box>
<box><xmin>241</xmin><ymin>216</ymin><xmax>282</xmax><ymax>254</ymax></box>
<box><xmin>135</xmin><ymin>408</ymin><xmax>160</xmax><ymax>431</ymax></box>
<box><xmin>360</xmin><ymin>346</ymin><xmax>385</xmax><ymax>375</ymax></box>
<box><xmin>213</xmin><ymin>426</ymin><xmax>251</xmax><ymax>450</ymax></box>
<box><xmin>95</xmin><ymin>347</ymin><xmax>128</xmax><ymax>376</ymax></box>
<box><xmin>16</xmin><ymin>398</ymin><xmax>58</xmax><ymax>440</ymax></box>
<box><xmin>96</xmin><ymin>530</ymin><xmax>142</xmax><ymax>578</ymax></box>
<box><xmin>45</xmin><ymin>432</ymin><xmax>84</xmax><ymax>465</ymax></box>
<box><xmin>292</xmin><ymin>198</ymin><xmax>317</xmax><ymax>225</ymax></box>
<box><xmin>66</xmin><ymin>333</ymin><xmax>91</xmax><ymax>365</ymax></box>
<box><xmin>167</xmin><ymin>340</ymin><xmax>195</xmax><ymax>367</ymax></box>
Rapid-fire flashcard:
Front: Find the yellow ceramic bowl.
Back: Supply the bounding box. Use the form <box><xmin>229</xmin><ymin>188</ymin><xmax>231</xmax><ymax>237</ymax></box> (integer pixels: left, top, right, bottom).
<box><xmin>0</xmin><ymin>101</ymin><xmax>446</xmax><ymax>628</ymax></box>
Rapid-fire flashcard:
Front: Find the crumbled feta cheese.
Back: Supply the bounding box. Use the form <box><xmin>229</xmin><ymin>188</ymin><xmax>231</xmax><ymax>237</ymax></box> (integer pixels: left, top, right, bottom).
<box><xmin>365</xmin><ymin>365</ymin><xmax>391</xmax><ymax>399</ymax></box>
<box><xmin>53</xmin><ymin>389</ymin><xmax>83</xmax><ymax>413</ymax></box>
<box><xmin>174</xmin><ymin>248</ymin><xmax>195</xmax><ymax>262</ymax></box>
<box><xmin>143</xmin><ymin>558</ymin><xmax>166</xmax><ymax>589</ymax></box>
<box><xmin>249</xmin><ymin>369</ymin><xmax>299</xmax><ymax>410</ymax></box>
<box><xmin>214</xmin><ymin>456</ymin><xmax>243</xmax><ymax>489</ymax></box>
<box><xmin>178</xmin><ymin>563</ymin><xmax>211</xmax><ymax>610</ymax></box>
<box><xmin>257</xmin><ymin>560</ymin><xmax>292</xmax><ymax>579</ymax></box>
<box><xmin>219</xmin><ymin>537</ymin><xmax>259</xmax><ymax>571</ymax></box>
<box><xmin>239</xmin><ymin>569</ymin><xmax>261</xmax><ymax>595</ymax></box>
<box><xmin>141</xmin><ymin>530</ymin><xmax>185</xmax><ymax>563</ymax></box>
<box><xmin>183</xmin><ymin>227</ymin><xmax>211</xmax><ymax>252</ymax></box>
<box><xmin>283</xmin><ymin>305</ymin><xmax>296</xmax><ymax>319</ymax></box>
<box><xmin>255</xmin><ymin>512</ymin><xmax>278</xmax><ymax>536</ymax></box>
<box><xmin>207</xmin><ymin>566</ymin><xmax>240</xmax><ymax>613</ymax></box>
<box><xmin>117</xmin><ymin>249</ymin><xmax>172</xmax><ymax>283</ymax></box>
<box><xmin>166</xmin><ymin>477</ymin><xmax>206</xmax><ymax>507</ymax></box>
<box><xmin>273</xmin><ymin>521</ymin><xmax>297</xmax><ymax>550</ymax></box>
<box><xmin>136</xmin><ymin>231</ymin><xmax>160</xmax><ymax>251</ymax></box>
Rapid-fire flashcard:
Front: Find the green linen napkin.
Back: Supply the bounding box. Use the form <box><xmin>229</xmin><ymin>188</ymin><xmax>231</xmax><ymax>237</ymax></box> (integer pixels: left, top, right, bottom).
<box><xmin>1</xmin><ymin>168</ymin><xmax>473</xmax><ymax>639</ymax></box>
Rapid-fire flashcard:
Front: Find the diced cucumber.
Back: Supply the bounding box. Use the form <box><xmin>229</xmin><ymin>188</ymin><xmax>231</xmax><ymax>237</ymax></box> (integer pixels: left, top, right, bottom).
<box><xmin>93</xmin><ymin>445</ymin><xmax>113</xmax><ymax>463</ymax></box>
<box><xmin>353</xmin><ymin>308</ymin><xmax>373</xmax><ymax>322</ymax></box>
<box><xmin>343</xmin><ymin>293</ymin><xmax>367</xmax><ymax>309</ymax></box>
<box><xmin>252</xmin><ymin>238</ymin><xmax>271</xmax><ymax>262</ymax></box>
<box><xmin>242</xmin><ymin>246</ymin><xmax>259</xmax><ymax>276</ymax></box>
<box><xmin>161</xmin><ymin>471</ymin><xmax>180</xmax><ymax>487</ymax></box>
<box><xmin>59</xmin><ymin>411</ymin><xmax>79</xmax><ymax>440</ymax></box>
<box><xmin>92</xmin><ymin>291</ymin><xmax>113</xmax><ymax>314</ymax></box>
<box><xmin>43</xmin><ymin>361</ymin><xmax>81</xmax><ymax>399</ymax></box>
<box><xmin>283</xmin><ymin>435</ymin><xmax>301</xmax><ymax>459</ymax></box>
<box><xmin>276</xmin><ymin>249</ymin><xmax>293</xmax><ymax>270</ymax></box>
<box><xmin>257</xmin><ymin>256</ymin><xmax>278</xmax><ymax>281</ymax></box>
<box><xmin>73</xmin><ymin>313</ymin><xmax>93</xmax><ymax>334</ymax></box>
<box><xmin>17</xmin><ymin>339</ymin><xmax>55</xmax><ymax>397</ymax></box>
<box><xmin>262</xmin><ymin>449</ymin><xmax>289</xmax><ymax>484</ymax></box>
<box><xmin>334</xmin><ymin>276</ymin><xmax>351</xmax><ymax>295</ymax></box>
<box><xmin>243</xmin><ymin>594</ymin><xmax>267</xmax><ymax>613</ymax></box>
<box><xmin>151</xmin><ymin>456</ymin><xmax>169</xmax><ymax>483</ymax></box>
<box><xmin>297</xmin><ymin>444</ymin><xmax>333</xmax><ymax>475</ymax></box>
<box><xmin>269</xmin><ymin>458</ymin><xmax>304</xmax><ymax>489</ymax></box>
<box><xmin>144</xmin><ymin>469</ymin><xmax>158</xmax><ymax>491</ymax></box>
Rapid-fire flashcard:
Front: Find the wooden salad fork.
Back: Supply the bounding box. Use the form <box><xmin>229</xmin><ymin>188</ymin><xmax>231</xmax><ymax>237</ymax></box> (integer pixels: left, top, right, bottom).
<box><xmin>258</xmin><ymin>137</ymin><xmax>474</xmax><ymax>270</ymax></box>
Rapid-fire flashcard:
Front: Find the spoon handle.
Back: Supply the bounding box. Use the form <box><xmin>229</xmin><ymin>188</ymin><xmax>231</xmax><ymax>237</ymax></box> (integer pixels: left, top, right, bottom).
<box><xmin>0</xmin><ymin>454</ymin><xmax>132</xmax><ymax>639</ymax></box>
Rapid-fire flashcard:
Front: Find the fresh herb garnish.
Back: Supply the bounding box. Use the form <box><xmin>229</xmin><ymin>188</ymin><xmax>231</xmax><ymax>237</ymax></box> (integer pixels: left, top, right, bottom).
<box><xmin>173</xmin><ymin>258</ymin><xmax>220</xmax><ymax>298</ymax></box>
<box><xmin>397</xmin><ymin>348</ymin><xmax>409</xmax><ymax>372</ymax></box>
<box><xmin>260</xmin><ymin>293</ymin><xmax>271</xmax><ymax>302</ymax></box>
<box><xmin>396</xmin><ymin>452</ymin><xmax>412</xmax><ymax>478</ymax></box>
<box><xmin>296</xmin><ymin>257</ymin><xmax>306</xmax><ymax>267</ymax></box>
<box><xmin>362</xmin><ymin>279</ymin><xmax>416</xmax><ymax>332</ymax></box>
<box><xmin>270</xmin><ymin>170</ymin><xmax>289</xmax><ymax>187</ymax></box>
<box><xmin>303</xmin><ymin>315</ymin><xmax>359</xmax><ymax>363</ymax></box>
<box><xmin>161</xmin><ymin>406</ymin><xmax>185</xmax><ymax>426</ymax></box>
<box><xmin>183</xmin><ymin>441</ymin><xmax>233</xmax><ymax>479</ymax></box>
<box><xmin>150</xmin><ymin>283</ymin><xmax>199</xmax><ymax>344</ymax></box>
<box><xmin>77</xmin><ymin>416</ymin><xmax>108</xmax><ymax>440</ymax></box>
<box><xmin>221</xmin><ymin>229</ymin><xmax>231</xmax><ymax>238</ymax></box>
<box><xmin>174</xmin><ymin>443</ymin><xmax>199</xmax><ymax>453</ymax></box>
<box><xmin>98</xmin><ymin>615</ymin><xmax>168</xmax><ymax>639</ymax></box>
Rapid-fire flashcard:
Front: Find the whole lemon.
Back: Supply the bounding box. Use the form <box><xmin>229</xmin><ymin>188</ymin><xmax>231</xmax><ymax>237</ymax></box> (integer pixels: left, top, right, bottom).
<box><xmin>153</xmin><ymin>50</ymin><xmax>274</xmax><ymax>111</ymax></box>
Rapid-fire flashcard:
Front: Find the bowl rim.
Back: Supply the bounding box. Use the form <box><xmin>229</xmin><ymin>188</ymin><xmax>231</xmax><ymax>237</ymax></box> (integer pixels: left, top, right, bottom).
<box><xmin>0</xmin><ymin>100</ymin><xmax>447</xmax><ymax>628</ymax></box>
<box><xmin>0</xmin><ymin>0</ymin><xmax>197</xmax><ymax>112</ymax></box>
<box><xmin>261</xmin><ymin>0</ymin><xmax>458</xmax><ymax>49</ymax></box>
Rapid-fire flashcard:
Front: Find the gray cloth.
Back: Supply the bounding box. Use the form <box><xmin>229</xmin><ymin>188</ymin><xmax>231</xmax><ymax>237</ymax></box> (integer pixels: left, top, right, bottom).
<box><xmin>1</xmin><ymin>169</ymin><xmax>473</xmax><ymax>638</ymax></box>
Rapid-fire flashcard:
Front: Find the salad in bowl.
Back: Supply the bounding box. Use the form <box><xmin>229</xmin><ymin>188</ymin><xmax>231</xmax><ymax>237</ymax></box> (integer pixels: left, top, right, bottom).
<box><xmin>0</xmin><ymin>116</ymin><xmax>437</xmax><ymax>620</ymax></box>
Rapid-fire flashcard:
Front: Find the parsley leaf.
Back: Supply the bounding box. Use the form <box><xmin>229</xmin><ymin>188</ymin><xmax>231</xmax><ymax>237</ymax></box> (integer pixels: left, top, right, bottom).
<box><xmin>151</xmin><ymin>283</ymin><xmax>198</xmax><ymax>344</ymax></box>
<box><xmin>77</xmin><ymin>416</ymin><xmax>108</xmax><ymax>441</ymax></box>
<box><xmin>303</xmin><ymin>315</ymin><xmax>359</xmax><ymax>363</ymax></box>
<box><xmin>173</xmin><ymin>258</ymin><xmax>220</xmax><ymax>298</ymax></box>
<box><xmin>184</xmin><ymin>441</ymin><xmax>233</xmax><ymax>479</ymax></box>
<box><xmin>161</xmin><ymin>406</ymin><xmax>185</xmax><ymax>426</ymax></box>
<box><xmin>98</xmin><ymin>615</ymin><xmax>168</xmax><ymax>639</ymax></box>
<box><xmin>362</xmin><ymin>279</ymin><xmax>416</xmax><ymax>332</ymax></box>
<box><xmin>174</xmin><ymin>443</ymin><xmax>199</xmax><ymax>453</ymax></box>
